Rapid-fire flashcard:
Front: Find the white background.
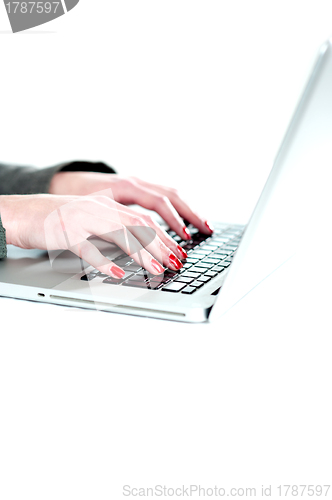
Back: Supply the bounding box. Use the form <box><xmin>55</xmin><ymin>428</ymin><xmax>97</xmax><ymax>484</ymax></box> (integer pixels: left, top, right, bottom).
<box><xmin>1</xmin><ymin>0</ymin><xmax>332</xmax><ymax>222</ymax></box>
<box><xmin>0</xmin><ymin>2</ymin><xmax>332</xmax><ymax>499</ymax></box>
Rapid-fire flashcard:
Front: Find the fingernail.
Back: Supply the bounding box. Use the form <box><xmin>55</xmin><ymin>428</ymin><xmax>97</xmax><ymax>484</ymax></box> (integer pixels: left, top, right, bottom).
<box><xmin>205</xmin><ymin>221</ymin><xmax>214</xmax><ymax>233</ymax></box>
<box><xmin>183</xmin><ymin>227</ymin><xmax>191</xmax><ymax>240</ymax></box>
<box><xmin>151</xmin><ymin>259</ymin><xmax>165</xmax><ymax>274</ymax></box>
<box><xmin>110</xmin><ymin>265</ymin><xmax>125</xmax><ymax>278</ymax></box>
<box><xmin>177</xmin><ymin>245</ymin><xmax>187</xmax><ymax>259</ymax></box>
<box><xmin>169</xmin><ymin>254</ymin><xmax>183</xmax><ymax>270</ymax></box>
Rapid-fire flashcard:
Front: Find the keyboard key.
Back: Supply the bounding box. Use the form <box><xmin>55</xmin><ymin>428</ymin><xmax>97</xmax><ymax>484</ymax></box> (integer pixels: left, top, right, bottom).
<box><xmin>136</xmin><ymin>270</ymin><xmax>154</xmax><ymax>278</ymax></box>
<box><xmin>211</xmin><ymin>266</ymin><xmax>227</xmax><ymax>272</ymax></box>
<box><xmin>192</xmin><ymin>235</ymin><xmax>209</xmax><ymax>245</ymax></box>
<box><xmin>220</xmin><ymin>261</ymin><xmax>231</xmax><ymax>267</ymax></box>
<box><xmin>81</xmin><ymin>270</ymin><xmax>99</xmax><ymax>281</ymax></box>
<box><xmin>162</xmin><ymin>282</ymin><xmax>187</xmax><ymax>292</ymax></box>
<box><xmin>182</xmin><ymin>243</ymin><xmax>196</xmax><ymax>251</ymax></box>
<box><xmin>147</xmin><ymin>280</ymin><xmax>165</xmax><ymax>289</ymax></box>
<box><xmin>190</xmin><ymin>280</ymin><xmax>204</xmax><ymax>288</ymax></box>
<box><xmin>122</xmin><ymin>278</ymin><xmax>162</xmax><ymax>289</ymax></box>
<box><xmin>189</xmin><ymin>249</ymin><xmax>206</xmax><ymax>255</ymax></box>
<box><xmin>193</xmin><ymin>232</ymin><xmax>210</xmax><ymax>240</ymax></box>
<box><xmin>128</xmin><ymin>274</ymin><xmax>149</xmax><ymax>282</ymax></box>
<box><xmin>212</xmin><ymin>237</ymin><xmax>230</xmax><ymax>243</ymax></box>
<box><xmin>103</xmin><ymin>273</ymin><xmax>134</xmax><ymax>284</ymax></box>
<box><xmin>183</xmin><ymin>263</ymin><xmax>193</xmax><ymax>269</ymax></box>
<box><xmin>103</xmin><ymin>277</ymin><xmax>124</xmax><ymax>285</ymax></box>
<box><xmin>125</xmin><ymin>263</ymin><xmax>143</xmax><ymax>272</ymax></box>
<box><xmin>201</xmin><ymin>258</ymin><xmax>221</xmax><ymax>264</ymax></box>
<box><xmin>121</xmin><ymin>280</ymin><xmax>150</xmax><ymax>288</ymax></box>
<box><xmin>223</xmin><ymin>245</ymin><xmax>238</xmax><ymax>251</ymax></box>
<box><xmin>181</xmin><ymin>271</ymin><xmax>202</xmax><ymax>279</ymax></box>
<box><xmin>221</xmin><ymin>233</ymin><xmax>236</xmax><ymax>237</ymax></box>
<box><xmin>190</xmin><ymin>250</ymin><xmax>211</xmax><ymax>256</ymax></box>
<box><xmin>164</xmin><ymin>270</ymin><xmax>179</xmax><ymax>279</ymax></box>
<box><xmin>174</xmin><ymin>276</ymin><xmax>195</xmax><ymax>284</ymax></box>
<box><xmin>181</xmin><ymin>286</ymin><xmax>197</xmax><ymax>294</ymax></box>
<box><xmin>205</xmin><ymin>271</ymin><xmax>218</xmax><ymax>278</ymax></box>
<box><xmin>188</xmin><ymin>257</ymin><xmax>206</xmax><ymax>263</ymax></box>
<box><xmin>186</xmin><ymin>258</ymin><xmax>200</xmax><ymax>264</ymax></box>
<box><xmin>114</xmin><ymin>257</ymin><xmax>134</xmax><ymax>267</ymax></box>
<box><xmin>213</xmin><ymin>250</ymin><xmax>232</xmax><ymax>257</ymax></box>
<box><xmin>197</xmin><ymin>275</ymin><xmax>211</xmax><ymax>283</ymax></box>
<box><xmin>200</xmin><ymin>244</ymin><xmax>219</xmax><ymax>251</ymax></box>
<box><xmin>189</xmin><ymin>266</ymin><xmax>209</xmax><ymax>273</ymax></box>
<box><xmin>113</xmin><ymin>252</ymin><xmax>128</xmax><ymax>260</ymax></box>
<box><xmin>190</xmin><ymin>262</ymin><xmax>212</xmax><ymax>269</ymax></box>
<box><xmin>150</xmin><ymin>276</ymin><xmax>172</xmax><ymax>285</ymax></box>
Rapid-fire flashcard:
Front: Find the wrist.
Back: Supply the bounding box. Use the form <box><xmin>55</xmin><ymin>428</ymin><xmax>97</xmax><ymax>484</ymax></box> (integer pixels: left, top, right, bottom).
<box><xmin>49</xmin><ymin>172</ymin><xmax>89</xmax><ymax>196</ymax></box>
<box><xmin>49</xmin><ymin>172</ymin><xmax>70</xmax><ymax>195</ymax></box>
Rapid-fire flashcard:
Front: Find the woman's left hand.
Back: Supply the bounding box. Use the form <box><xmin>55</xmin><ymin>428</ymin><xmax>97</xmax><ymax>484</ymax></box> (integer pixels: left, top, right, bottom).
<box><xmin>49</xmin><ymin>172</ymin><xmax>214</xmax><ymax>240</ymax></box>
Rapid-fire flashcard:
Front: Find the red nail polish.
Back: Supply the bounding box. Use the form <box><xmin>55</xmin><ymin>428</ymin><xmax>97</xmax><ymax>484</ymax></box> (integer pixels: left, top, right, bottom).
<box><xmin>110</xmin><ymin>266</ymin><xmax>125</xmax><ymax>278</ymax></box>
<box><xmin>205</xmin><ymin>221</ymin><xmax>214</xmax><ymax>233</ymax></box>
<box><xmin>177</xmin><ymin>245</ymin><xmax>187</xmax><ymax>259</ymax></box>
<box><xmin>183</xmin><ymin>227</ymin><xmax>191</xmax><ymax>240</ymax></box>
<box><xmin>151</xmin><ymin>259</ymin><xmax>164</xmax><ymax>274</ymax></box>
<box><xmin>169</xmin><ymin>254</ymin><xmax>183</xmax><ymax>270</ymax></box>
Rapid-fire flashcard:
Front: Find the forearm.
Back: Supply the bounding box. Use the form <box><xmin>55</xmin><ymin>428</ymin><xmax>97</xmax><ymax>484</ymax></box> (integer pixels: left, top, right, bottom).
<box><xmin>0</xmin><ymin>160</ymin><xmax>116</xmax><ymax>258</ymax></box>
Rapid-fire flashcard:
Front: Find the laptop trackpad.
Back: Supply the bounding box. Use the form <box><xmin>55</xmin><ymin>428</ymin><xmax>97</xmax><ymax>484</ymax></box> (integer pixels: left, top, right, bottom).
<box><xmin>0</xmin><ymin>239</ymin><xmax>122</xmax><ymax>288</ymax></box>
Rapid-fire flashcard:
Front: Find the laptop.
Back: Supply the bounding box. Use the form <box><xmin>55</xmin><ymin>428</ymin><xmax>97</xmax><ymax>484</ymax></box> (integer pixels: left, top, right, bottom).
<box><xmin>1</xmin><ymin>38</ymin><xmax>332</xmax><ymax>323</ymax></box>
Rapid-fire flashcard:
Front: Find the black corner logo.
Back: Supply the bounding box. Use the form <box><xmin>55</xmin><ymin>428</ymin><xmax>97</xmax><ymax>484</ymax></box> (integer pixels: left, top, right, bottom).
<box><xmin>3</xmin><ymin>0</ymin><xmax>79</xmax><ymax>33</ymax></box>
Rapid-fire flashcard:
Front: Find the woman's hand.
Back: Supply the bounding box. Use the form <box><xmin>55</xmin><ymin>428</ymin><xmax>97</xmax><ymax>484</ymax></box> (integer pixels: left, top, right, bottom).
<box><xmin>49</xmin><ymin>172</ymin><xmax>214</xmax><ymax>239</ymax></box>
<box><xmin>0</xmin><ymin>194</ymin><xmax>188</xmax><ymax>278</ymax></box>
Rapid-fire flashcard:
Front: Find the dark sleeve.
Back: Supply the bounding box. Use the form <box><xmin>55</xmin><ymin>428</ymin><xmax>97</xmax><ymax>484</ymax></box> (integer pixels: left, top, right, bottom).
<box><xmin>0</xmin><ymin>214</ymin><xmax>6</xmax><ymax>259</ymax></box>
<box><xmin>0</xmin><ymin>160</ymin><xmax>117</xmax><ymax>259</ymax></box>
<box><xmin>0</xmin><ymin>160</ymin><xmax>116</xmax><ymax>195</ymax></box>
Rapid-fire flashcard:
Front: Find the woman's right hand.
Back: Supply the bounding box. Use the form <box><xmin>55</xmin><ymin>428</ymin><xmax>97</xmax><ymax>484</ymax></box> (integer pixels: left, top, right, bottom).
<box><xmin>0</xmin><ymin>194</ymin><xmax>187</xmax><ymax>278</ymax></box>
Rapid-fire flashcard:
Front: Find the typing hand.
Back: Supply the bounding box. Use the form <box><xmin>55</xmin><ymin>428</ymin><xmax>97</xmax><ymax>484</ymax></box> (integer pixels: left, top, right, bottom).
<box><xmin>0</xmin><ymin>194</ymin><xmax>189</xmax><ymax>278</ymax></box>
<box><xmin>49</xmin><ymin>172</ymin><xmax>214</xmax><ymax>238</ymax></box>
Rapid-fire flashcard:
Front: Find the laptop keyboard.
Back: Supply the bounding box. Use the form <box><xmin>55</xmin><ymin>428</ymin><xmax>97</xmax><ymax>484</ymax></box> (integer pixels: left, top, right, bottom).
<box><xmin>81</xmin><ymin>223</ymin><xmax>245</xmax><ymax>294</ymax></box>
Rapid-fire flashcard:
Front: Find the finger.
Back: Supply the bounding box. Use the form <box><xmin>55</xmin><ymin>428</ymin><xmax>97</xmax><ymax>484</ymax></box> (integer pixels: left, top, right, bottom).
<box><xmin>70</xmin><ymin>239</ymin><xmax>126</xmax><ymax>278</ymax></box>
<box><xmin>127</xmin><ymin>224</ymin><xmax>183</xmax><ymax>271</ymax></box>
<box><xmin>83</xmin><ymin>216</ymin><xmax>166</xmax><ymax>275</ymax></box>
<box><xmin>132</xmin><ymin>179</ymin><xmax>214</xmax><ymax>235</ymax></box>
<box><xmin>123</xmin><ymin>185</ymin><xmax>192</xmax><ymax>240</ymax></box>
<box><xmin>136</xmin><ymin>215</ymin><xmax>188</xmax><ymax>261</ymax></box>
<box><xmin>66</xmin><ymin>198</ymin><xmax>180</xmax><ymax>273</ymax></box>
<box><xmin>165</xmin><ymin>191</ymin><xmax>214</xmax><ymax>235</ymax></box>
<box><xmin>102</xmin><ymin>202</ymin><xmax>188</xmax><ymax>261</ymax></box>
<box><xmin>84</xmin><ymin>193</ymin><xmax>187</xmax><ymax>259</ymax></box>
<box><xmin>56</xmin><ymin>199</ymin><xmax>167</xmax><ymax>275</ymax></box>
<box><xmin>100</xmin><ymin>226</ymin><xmax>167</xmax><ymax>275</ymax></box>
<box><xmin>80</xmin><ymin>203</ymin><xmax>184</xmax><ymax>271</ymax></box>
<box><xmin>91</xmin><ymin>215</ymin><xmax>183</xmax><ymax>272</ymax></box>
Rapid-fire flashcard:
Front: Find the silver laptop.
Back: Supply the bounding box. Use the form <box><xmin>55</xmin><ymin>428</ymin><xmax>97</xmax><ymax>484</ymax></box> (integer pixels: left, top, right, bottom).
<box><xmin>1</xmin><ymin>38</ymin><xmax>332</xmax><ymax>323</ymax></box>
